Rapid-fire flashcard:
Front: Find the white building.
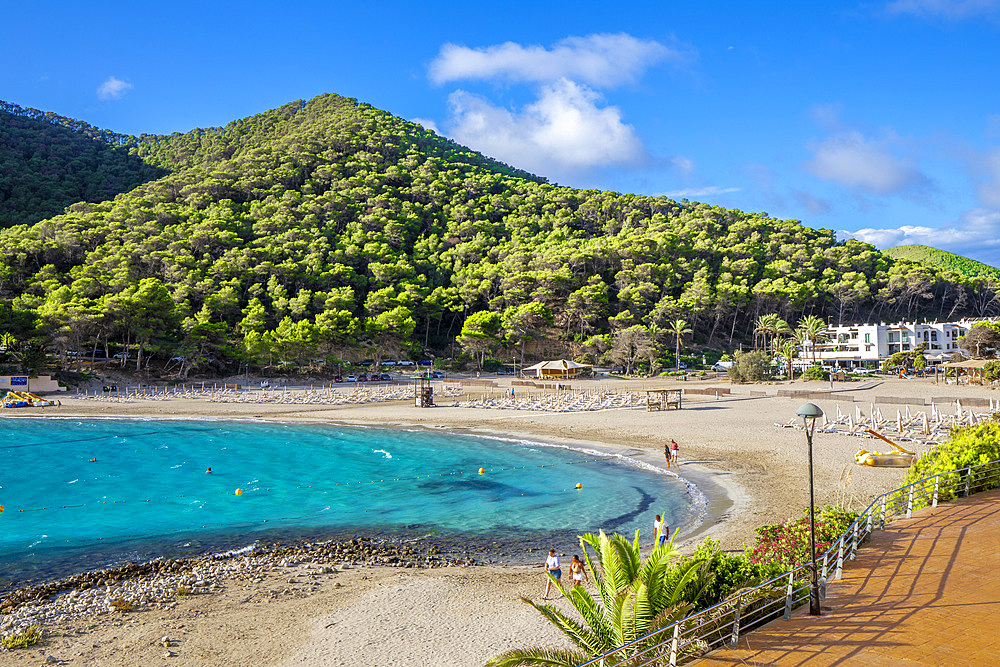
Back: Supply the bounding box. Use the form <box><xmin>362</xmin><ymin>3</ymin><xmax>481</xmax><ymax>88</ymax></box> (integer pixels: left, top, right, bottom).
<box><xmin>798</xmin><ymin>319</ymin><xmax>986</xmax><ymax>368</ymax></box>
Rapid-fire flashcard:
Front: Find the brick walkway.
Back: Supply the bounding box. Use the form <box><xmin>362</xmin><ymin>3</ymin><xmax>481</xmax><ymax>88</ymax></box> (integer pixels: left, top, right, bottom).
<box><xmin>692</xmin><ymin>488</ymin><xmax>1000</xmax><ymax>666</ymax></box>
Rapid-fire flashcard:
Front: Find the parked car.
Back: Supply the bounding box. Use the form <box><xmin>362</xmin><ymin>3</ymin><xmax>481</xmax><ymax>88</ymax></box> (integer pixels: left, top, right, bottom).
<box><xmin>383</xmin><ymin>360</ymin><xmax>396</xmax><ymax>366</ymax></box>
<box><xmin>397</xmin><ymin>360</ymin><xmax>415</xmax><ymax>366</ymax></box>
<box><xmin>380</xmin><ymin>373</ymin><xmax>392</xmax><ymax>381</ymax></box>
<box><xmin>333</xmin><ymin>376</ymin><xmax>343</xmax><ymax>383</ymax></box>
<box><xmin>346</xmin><ymin>374</ymin><xmax>357</xmax><ymax>382</ymax></box>
<box><xmin>358</xmin><ymin>373</ymin><xmax>368</xmax><ymax>382</ymax></box>
<box><xmin>419</xmin><ymin>360</ymin><xmax>432</xmax><ymax>366</ymax></box>
<box><xmin>432</xmin><ymin>370</ymin><xmax>445</xmax><ymax>378</ymax></box>
<box><xmin>357</xmin><ymin>359</ymin><xmax>373</xmax><ymax>367</ymax></box>
<box><xmin>113</xmin><ymin>352</ymin><xmax>130</xmax><ymax>360</ymax></box>
<box><xmin>711</xmin><ymin>361</ymin><xmax>733</xmax><ymax>372</ymax></box>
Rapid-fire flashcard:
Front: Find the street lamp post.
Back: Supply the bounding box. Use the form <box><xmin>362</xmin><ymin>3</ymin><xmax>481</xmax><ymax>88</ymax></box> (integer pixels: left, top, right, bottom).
<box><xmin>796</xmin><ymin>402</ymin><xmax>824</xmax><ymax>616</ymax></box>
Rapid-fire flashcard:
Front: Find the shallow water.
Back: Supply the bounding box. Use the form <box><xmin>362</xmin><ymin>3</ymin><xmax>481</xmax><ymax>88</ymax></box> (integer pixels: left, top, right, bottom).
<box><xmin>0</xmin><ymin>418</ymin><xmax>696</xmax><ymax>583</ymax></box>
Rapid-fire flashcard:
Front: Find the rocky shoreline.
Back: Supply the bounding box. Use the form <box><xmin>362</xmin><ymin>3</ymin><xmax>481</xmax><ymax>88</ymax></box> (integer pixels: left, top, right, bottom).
<box><xmin>0</xmin><ymin>536</ymin><xmax>477</xmax><ymax>647</ymax></box>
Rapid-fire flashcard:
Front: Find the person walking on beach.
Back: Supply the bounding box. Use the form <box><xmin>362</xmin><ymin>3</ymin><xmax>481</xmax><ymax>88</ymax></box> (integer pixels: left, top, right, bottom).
<box><xmin>569</xmin><ymin>555</ymin><xmax>588</xmax><ymax>588</ymax></box>
<box><xmin>543</xmin><ymin>549</ymin><xmax>562</xmax><ymax>599</ymax></box>
<box><xmin>664</xmin><ymin>440</ymin><xmax>671</xmax><ymax>464</ymax></box>
<box><xmin>670</xmin><ymin>439</ymin><xmax>679</xmax><ymax>469</ymax></box>
<box><xmin>654</xmin><ymin>514</ymin><xmax>668</xmax><ymax>547</ymax></box>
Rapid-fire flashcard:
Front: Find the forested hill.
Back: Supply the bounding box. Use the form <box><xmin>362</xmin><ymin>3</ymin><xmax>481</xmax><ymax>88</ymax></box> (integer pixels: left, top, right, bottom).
<box><xmin>0</xmin><ymin>101</ymin><xmax>167</xmax><ymax>228</ymax></box>
<box><xmin>883</xmin><ymin>245</ymin><xmax>1000</xmax><ymax>281</ymax></box>
<box><xmin>0</xmin><ymin>93</ymin><xmax>994</xmax><ymax>375</ymax></box>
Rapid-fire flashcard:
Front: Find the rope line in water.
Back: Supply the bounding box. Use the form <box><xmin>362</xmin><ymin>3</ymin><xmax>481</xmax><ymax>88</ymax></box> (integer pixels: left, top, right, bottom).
<box><xmin>1</xmin><ymin>454</ymin><xmax>623</xmax><ymax>516</ymax></box>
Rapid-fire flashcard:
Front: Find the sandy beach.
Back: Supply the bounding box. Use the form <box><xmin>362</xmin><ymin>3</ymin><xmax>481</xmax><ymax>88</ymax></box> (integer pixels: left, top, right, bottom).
<box><xmin>1</xmin><ymin>374</ymin><xmax>991</xmax><ymax>665</ymax></box>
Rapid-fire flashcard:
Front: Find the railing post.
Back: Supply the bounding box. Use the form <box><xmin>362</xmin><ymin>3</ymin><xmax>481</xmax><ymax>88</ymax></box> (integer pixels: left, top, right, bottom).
<box><xmin>906</xmin><ymin>487</ymin><xmax>914</xmax><ymax>518</ymax></box>
<box><xmin>729</xmin><ymin>595</ymin><xmax>742</xmax><ymax>649</ymax></box>
<box><xmin>932</xmin><ymin>476</ymin><xmax>939</xmax><ymax>508</ymax></box>
<box><xmin>964</xmin><ymin>467</ymin><xmax>971</xmax><ymax>497</ymax></box>
<box><xmin>835</xmin><ymin>538</ymin><xmax>844</xmax><ymax>580</ymax></box>
<box><xmin>850</xmin><ymin>521</ymin><xmax>859</xmax><ymax>560</ymax></box>
<box><xmin>783</xmin><ymin>571</ymin><xmax>794</xmax><ymax>620</ymax></box>
<box><xmin>879</xmin><ymin>496</ymin><xmax>886</xmax><ymax>528</ymax></box>
<box><xmin>668</xmin><ymin>623</ymin><xmax>680</xmax><ymax>667</ymax></box>
<box><xmin>865</xmin><ymin>508</ymin><xmax>872</xmax><ymax>539</ymax></box>
<box><xmin>820</xmin><ymin>552</ymin><xmax>829</xmax><ymax>600</ymax></box>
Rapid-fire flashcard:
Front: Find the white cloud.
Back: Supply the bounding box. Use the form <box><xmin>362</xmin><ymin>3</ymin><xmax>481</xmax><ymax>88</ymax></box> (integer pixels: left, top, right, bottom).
<box><xmin>445</xmin><ymin>79</ymin><xmax>645</xmax><ymax>175</ymax></box>
<box><xmin>429</xmin><ymin>33</ymin><xmax>686</xmax><ymax>88</ymax></box>
<box><xmin>670</xmin><ymin>156</ymin><xmax>695</xmax><ymax>175</ymax></box>
<box><xmin>97</xmin><ymin>76</ymin><xmax>133</xmax><ymax>101</ymax></box>
<box><xmin>659</xmin><ymin>186</ymin><xmax>740</xmax><ymax>199</ymax></box>
<box><xmin>805</xmin><ymin>130</ymin><xmax>928</xmax><ymax>194</ymax></box>
<box><xmin>410</xmin><ymin>117</ymin><xmax>440</xmax><ymax>134</ymax></box>
<box><xmin>842</xmin><ymin>209</ymin><xmax>1000</xmax><ymax>262</ymax></box>
<box><xmin>885</xmin><ymin>0</ymin><xmax>1000</xmax><ymax>20</ymax></box>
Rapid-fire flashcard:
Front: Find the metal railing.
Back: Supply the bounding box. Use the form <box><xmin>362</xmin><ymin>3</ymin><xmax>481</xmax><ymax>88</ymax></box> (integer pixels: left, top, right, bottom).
<box><xmin>579</xmin><ymin>458</ymin><xmax>1000</xmax><ymax>667</ymax></box>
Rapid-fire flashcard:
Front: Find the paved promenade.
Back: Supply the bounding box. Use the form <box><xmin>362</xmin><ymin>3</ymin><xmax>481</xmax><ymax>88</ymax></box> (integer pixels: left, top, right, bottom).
<box><xmin>693</xmin><ymin>488</ymin><xmax>1000</xmax><ymax>666</ymax></box>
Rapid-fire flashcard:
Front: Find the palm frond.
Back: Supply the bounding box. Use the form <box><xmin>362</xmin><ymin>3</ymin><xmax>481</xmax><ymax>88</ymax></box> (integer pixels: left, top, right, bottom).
<box><xmin>520</xmin><ymin>596</ymin><xmax>603</xmax><ymax>655</ymax></box>
<box><xmin>485</xmin><ymin>646</ymin><xmax>592</xmax><ymax>667</ymax></box>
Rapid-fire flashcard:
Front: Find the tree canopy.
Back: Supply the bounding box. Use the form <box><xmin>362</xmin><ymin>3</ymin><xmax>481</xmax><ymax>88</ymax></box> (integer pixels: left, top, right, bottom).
<box><xmin>0</xmin><ymin>93</ymin><xmax>994</xmax><ymax>375</ymax></box>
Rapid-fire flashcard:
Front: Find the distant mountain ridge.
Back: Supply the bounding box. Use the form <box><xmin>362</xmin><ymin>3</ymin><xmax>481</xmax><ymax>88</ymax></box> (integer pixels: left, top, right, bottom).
<box><xmin>883</xmin><ymin>245</ymin><xmax>1000</xmax><ymax>281</ymax></box>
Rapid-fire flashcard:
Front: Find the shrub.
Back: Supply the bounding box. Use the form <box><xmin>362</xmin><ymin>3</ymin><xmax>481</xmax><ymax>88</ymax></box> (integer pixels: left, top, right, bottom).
<box><xmin>481</xmin><ymin>358</ymin><xmax>501</xmax><ymax>372</ymax></box>
<box><xmin>2</xmin><ymin>625</ymin><xmax>41</xmax><ymax>649</ymax></box>
<box><xmin>728</xmin><ymin>350</ymin><xmax>772</xmax><ymax>383</ymax></box>
<box><xmin>663</xmin><ymin>538</ymin><xmax>782</xmax><ymax>609</ymax></box>
<box><xmin>802</xmin><ymin>365</ymin><xmax>825</xmax><ymax>381</ymax></box>
<box><xmin>899</xmin><ymin>422</ymin><xmax>1000</xmax><ymax>507</ymax></box>
<box><xmin>109</xmin><ymin>596</ymin><xmax>133</xmax><ymax>612</ymax></box>
<box><xmin>175</xmin><ymin>585</ymin><xmax>192</xmax><ymax>597</ymax></box>
<box><xmin>746</xmin><ymin>505</ymin><xmax>859</xmax><ymax>570</ymax></box>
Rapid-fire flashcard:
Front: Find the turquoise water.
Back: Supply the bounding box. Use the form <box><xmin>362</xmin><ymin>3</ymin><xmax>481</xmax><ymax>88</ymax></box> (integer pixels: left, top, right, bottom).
<box><xmin>0</xmin><ymin>418</ymin><xmax>696</xmax><ymax>583</ymax></box>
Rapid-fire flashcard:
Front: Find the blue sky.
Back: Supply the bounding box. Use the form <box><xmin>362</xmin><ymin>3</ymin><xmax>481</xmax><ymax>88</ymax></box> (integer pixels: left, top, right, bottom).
<box><xmin>4</xmin><ymin>1</ymin><xmax>1000</xmax><ymax>264</ymax></box>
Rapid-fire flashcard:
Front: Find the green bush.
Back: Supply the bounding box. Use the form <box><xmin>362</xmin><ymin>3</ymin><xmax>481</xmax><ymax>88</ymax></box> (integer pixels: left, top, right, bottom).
<box><xmin>481</xmin><ymin>358</ymin><xmax>501</xmax><ymax>372</ymax></box>
<box><xmin>746</xmin><ymin>506</ymin><xmax>859</xmax><ymax>570</ymax></box>
<box><xmin>2</xmin><ymin>625</ymin><xmax>41</xmax><ymax>649</ymax></box>
<box><xmin>899</xmin><ymin>422</ymin><xmax>1000</xmax><ymax>506</ymax></box>
<box><xmin>728</xmin><ymin>350</ymin><xmax>772</xmax><ymax>382</ymax></box>
<box><xmin>802</xmin><ymin>365</ymin><xmax>825</xmax><ymax>381</ymax></box>
<box><xmin>663</xmin><ymin>538</ymin><xmax>782</xmax><ymax>609</ymax></box>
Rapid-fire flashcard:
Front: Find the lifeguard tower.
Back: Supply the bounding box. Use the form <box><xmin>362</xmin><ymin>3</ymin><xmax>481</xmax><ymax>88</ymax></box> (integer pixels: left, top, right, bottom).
<box><xmin>414</xmin><ymin>377</ymin><xmax>434</xmax><ymax>407</ymax></box>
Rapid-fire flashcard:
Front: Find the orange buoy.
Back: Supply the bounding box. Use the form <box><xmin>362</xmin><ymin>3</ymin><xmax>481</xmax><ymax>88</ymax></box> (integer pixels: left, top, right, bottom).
<box><xmin>478</xmin><ymin>467</ymin><xmax>485</xmax><ymax>475</ymax></box>
<box><xmin>206</xmin><ymin>467</ymin><xmax>212</xmax><ymax>474</ymax></box>
<box><xmin>0</xmin><ymin>505</ymin><xmax>4</xmax><ymax>512</ymax></box>
<box><xmin>575</xmin><ymin>483</ymin><xmax>583</xmax><ymax>489</ymax></box>
<box><xmin>235</xmin><ymin>488</ymin><xmax>243</xmax><ymax>496</ymax></box>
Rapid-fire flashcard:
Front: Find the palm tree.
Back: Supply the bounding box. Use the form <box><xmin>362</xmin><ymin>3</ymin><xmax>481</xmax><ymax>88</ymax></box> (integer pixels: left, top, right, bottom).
<box><xmin>668</xmin><ymin>319</ymin><xmax>692</xmax><ymax>370</ymax></box>
<box><xmin>487</xmin><ymin>530</ymin><xmax>710</xmax><ymax>667</ymax></box>
<box><xmin>797</xmin><ymin>315</ymin><xmax>828</xmax><ymax>366</ymax></box>
<box><xmin>754</xmin><ymin>314</ymin><xmax>778</xmax><ymax>353</ymax></box>
<box><xmin>777</xmin><ymin>338</ymin><xmax>798</xmax><ymax>381</ymax></box>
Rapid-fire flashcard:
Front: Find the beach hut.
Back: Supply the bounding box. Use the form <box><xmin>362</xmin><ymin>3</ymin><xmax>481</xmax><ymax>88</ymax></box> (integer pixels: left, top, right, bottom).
<box><xmin>521</xmin><ymin>359</ymin><xmax>591</xmax><ymax>379</ymax></box>
<box><xmin>938</xmin><ymin>359</ymin><xmax>994</xmax><ymax>385</ymax></box>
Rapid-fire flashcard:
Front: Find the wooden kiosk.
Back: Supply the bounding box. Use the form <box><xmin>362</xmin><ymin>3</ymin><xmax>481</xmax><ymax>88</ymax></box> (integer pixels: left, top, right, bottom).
<box><xmin>646</xmin><ymin>389</ymin><xmax>682</xmax><ymax>411</ymax></box>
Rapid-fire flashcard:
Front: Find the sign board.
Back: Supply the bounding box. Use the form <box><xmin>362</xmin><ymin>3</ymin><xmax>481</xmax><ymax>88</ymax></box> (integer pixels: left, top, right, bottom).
<box><xmin>10</xmin><ymin>377</ymin><xmax>27</xmax><ymax>386</ymax></box>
